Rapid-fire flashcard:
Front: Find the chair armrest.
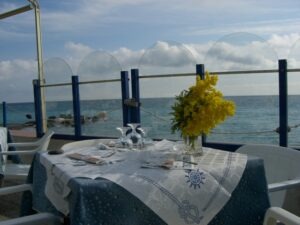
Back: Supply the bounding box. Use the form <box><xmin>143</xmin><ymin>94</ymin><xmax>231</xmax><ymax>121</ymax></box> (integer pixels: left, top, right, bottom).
<box><xmin>8</xmin><ymin>142</ymin><xmax>39</xmax><ymax>148</ymax></box>
<box><xmin>268</xmin><ymin>178</ymin><xmax>300</xmax><ymax>192</ymax></box>
<box><xmin>0</xmin><ymin>150</ymin><xmax>38</xmax><ymax>155</ymax></box>
<box><xmin>264</xmin><ymin>207</ymin><xmax>300</xmax><ymax>225</ymax></box>
<box><xmin>0</xmin><ymin>212</ymin><xmax>62</xmax><ymax>225</ymax></box>
<box><xmin>0</xmin><ymin>184</ymin><xmax>32</xmax><ymax>196</ymax></box>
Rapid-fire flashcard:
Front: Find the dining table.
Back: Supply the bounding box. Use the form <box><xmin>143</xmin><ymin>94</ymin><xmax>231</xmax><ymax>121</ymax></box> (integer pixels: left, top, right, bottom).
<box><xmin>20</xmin><ymin>139</ymin><xmax>270</xmax><ymax>225</ymax></box>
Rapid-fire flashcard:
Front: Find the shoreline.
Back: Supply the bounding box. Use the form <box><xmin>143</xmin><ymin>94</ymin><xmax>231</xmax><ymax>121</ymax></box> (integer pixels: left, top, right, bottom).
<box><xmin>10</xmin><ymin>128</ymin><xmax>36</xmax><ymax>138</ymax></box>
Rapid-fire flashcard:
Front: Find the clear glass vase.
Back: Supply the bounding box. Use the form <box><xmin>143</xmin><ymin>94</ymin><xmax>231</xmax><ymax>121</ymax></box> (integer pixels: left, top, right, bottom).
<box><xmin>184</xmin><ymin>135</ymin><xmax>203</xmax><ymax>155</ymax></box>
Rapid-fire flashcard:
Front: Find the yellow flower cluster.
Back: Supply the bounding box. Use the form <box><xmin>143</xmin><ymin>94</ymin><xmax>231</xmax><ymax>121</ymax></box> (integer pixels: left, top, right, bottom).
<box><xmin>171</xmin><ymin>72</ymin><xmax>235</xmax><ymax>141</ymax></box>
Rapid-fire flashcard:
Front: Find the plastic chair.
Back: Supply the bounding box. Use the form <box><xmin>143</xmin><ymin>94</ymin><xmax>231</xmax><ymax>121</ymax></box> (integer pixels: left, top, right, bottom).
<box><xmin>0</xmin><ymin>184</ymin><xmax>62</xmax><ymax>225</ymax></box>
<box><xmin>263</xmin><ymin>207</ymin><xmax>300</xmax><ymax>225</ymax></box>
<box><xmin>0</xmin><ymin>130</ymin><xmax>55</xmax><ymax>180</ymax></box>
<box><xmin>236</xmin><ymin>144</ymin><xmax>300</xmax><ymax>214</ymax></box>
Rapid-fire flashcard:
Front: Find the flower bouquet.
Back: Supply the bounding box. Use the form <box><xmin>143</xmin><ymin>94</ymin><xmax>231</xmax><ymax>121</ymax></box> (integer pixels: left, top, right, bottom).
<box><xmin>171</xmin><ymin>72</ymin><xmax>235</xmax><ymax>154</ymax></box>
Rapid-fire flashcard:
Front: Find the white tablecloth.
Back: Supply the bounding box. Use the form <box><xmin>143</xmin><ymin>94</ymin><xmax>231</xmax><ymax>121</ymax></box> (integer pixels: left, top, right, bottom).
<box><xmin>40</xmin><ymin>140</ymin><xmax>247</xmax><ymax>225</ymax></box>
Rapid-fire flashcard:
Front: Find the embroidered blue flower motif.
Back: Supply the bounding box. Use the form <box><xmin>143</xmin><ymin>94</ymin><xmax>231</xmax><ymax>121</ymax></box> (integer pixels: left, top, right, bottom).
<box><xmin>185</xmin><ymin>169</ymin><xmax>205</xmax><ymax>189</ymax></box>
<box><xmin>178</xmin><ymin>200</ymin><xmax>202</xmax><ymax>224</ymax></box>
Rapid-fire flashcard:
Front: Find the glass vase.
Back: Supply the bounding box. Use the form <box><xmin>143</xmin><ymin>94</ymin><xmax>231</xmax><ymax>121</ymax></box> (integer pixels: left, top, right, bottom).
<box><xmin>184</xmin><ymin>135</ymin><xmax>203</xmax><ymax>155</ymax></box>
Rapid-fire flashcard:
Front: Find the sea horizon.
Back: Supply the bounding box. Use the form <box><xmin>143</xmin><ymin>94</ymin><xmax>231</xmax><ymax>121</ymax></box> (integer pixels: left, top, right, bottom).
<box><xmin>1</xmin><ymin>95</ymin><xmax>300</xmax><ymax>147</ymax></box>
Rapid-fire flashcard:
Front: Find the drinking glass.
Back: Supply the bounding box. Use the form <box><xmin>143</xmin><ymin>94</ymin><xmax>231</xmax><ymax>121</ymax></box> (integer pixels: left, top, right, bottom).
<box><xmin>137</xmin><ymin>127</ymin><xmax>153</xmax><ymax>147</ymax></box>
<box><xmin>116</xmin><ymin>127</ymin><xmax>133</xmax><ymax>148</ymax></box>
<box><xmin>127</xmin><ymin>123</ymin><xmax>142</xmax><ymax>148</ymax></box>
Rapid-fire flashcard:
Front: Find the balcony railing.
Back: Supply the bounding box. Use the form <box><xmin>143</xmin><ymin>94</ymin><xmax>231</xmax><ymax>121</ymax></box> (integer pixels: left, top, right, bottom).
<box><xmin>2</xmin><ymin>59</ymin><xmax>299</xmax><ymax>151</ymax></box>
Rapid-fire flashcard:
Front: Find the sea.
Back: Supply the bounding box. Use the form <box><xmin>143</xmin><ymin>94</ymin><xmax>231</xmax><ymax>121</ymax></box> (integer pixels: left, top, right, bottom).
<box><xmin>1</xmin><ymin>95</ymin><xmax>300</xmax><ymax>147</ymax></box>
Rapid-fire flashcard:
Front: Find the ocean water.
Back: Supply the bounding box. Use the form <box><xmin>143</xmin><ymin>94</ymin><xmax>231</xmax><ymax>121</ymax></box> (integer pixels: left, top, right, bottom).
<box><xmin>1</xmin><ymin>95</ymin><xmax>300</xmax><ymax>147</ymax></box>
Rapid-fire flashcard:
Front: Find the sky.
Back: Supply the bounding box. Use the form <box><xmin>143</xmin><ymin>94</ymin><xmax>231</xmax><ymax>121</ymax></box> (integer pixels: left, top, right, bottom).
<box><xmin>1</xmin><ymin>0</ymin><xmax>300</xmax><ymax>102</ymax></box>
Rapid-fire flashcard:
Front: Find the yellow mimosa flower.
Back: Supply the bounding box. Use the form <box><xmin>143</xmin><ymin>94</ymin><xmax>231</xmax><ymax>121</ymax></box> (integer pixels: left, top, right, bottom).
<box><xmin>171</xmin><ymin>72</ymin><xmax>235</xmax><ymax>147</ymax></box>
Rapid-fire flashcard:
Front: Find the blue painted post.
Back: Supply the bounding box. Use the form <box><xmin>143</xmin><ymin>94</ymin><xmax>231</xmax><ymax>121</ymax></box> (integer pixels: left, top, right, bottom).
<box><xmin>72</xmin><ymin>76</ymin><xmax>82</xmax><ymax>139</ymax></box>
<box><xmin>196</xmin><ymin>64</ymin><xmax>206</xmax><ymax>145</ymax></box>
<box><xmin>196</xmin><ymin>64</ymin><xmax>205</xmax><ymax>80</ymax></box>
<box><xmin>121</xmin><ymin>71</ymin><xmax>130</xmax><ymax>126</ymax></box>
<box><xmin>279</xmin><ymin>59</ymin><xmax>288</xmax><ymax>147</ymax></box>
<box><xmin>130</xmin><ymin>69</ymin><xmax>141</xmax><ymax>123</ymax></box>
<box><xmin>2</xmin><ymin>102</ymin><xmax>7</xmax><ymax>127</ymax></box>
<box><xmin>33</xmin><ymin>79</ymin><xmax>43</xmax><ymax>137</ymax></box>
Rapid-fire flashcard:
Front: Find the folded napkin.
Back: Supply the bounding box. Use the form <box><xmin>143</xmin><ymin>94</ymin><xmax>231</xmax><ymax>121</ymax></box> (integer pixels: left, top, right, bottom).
<box><xmin>66</xmin><ymin>153</ymin><xmax>105</xmax><ymax>164</ymax></box>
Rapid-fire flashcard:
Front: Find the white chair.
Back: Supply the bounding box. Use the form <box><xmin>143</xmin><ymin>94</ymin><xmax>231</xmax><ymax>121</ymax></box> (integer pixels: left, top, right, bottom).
<box><xmin>236</xmin><ymin>144</ymin><xmax>300</xmax><ymax>215</ymax></box>
<box><xmin>0</xmin><ymin>184</ymin><xmax>62</xmax><ymax>225</ymax></box>
<box><xmin>263</xmin><ymin>207</ymin><xmax>300</xmax><ymax>225</ymax></box>
<box><xmin>0</xmin><ymin>130</ymin><xmax>55</xmax><ymax>180</ymax></box>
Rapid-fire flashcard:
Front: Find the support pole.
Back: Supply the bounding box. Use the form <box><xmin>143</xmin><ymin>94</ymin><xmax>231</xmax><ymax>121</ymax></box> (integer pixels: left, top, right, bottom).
<box><xmin>0</xmin><ymin>1</ymin><xmax>46</xmax><ymax>131</ymax></box>
<box><xmin>196</xmin><ymin>64</ymin><xmax>206</xmax><ymax>145</ymax></box>
<box><xmin>121</xmin><ymin>71</ymin><xmax>130</xmax><ymax>126</ymax></box>
<box><xmin>2</xmin><ymin>102</ymin><xmax>7</xmax><ymax>127</ymax></box>
<box><xmin>29</xmin><ymin>0</ymin><xmax>47</xmax><ymax>132</ymax></box>
<box><xmin>33</xmin><ymin>80</ymin><xmax>43</xmax><ymax>137</ymax></box>
<box><xmin>72</xmin><ymin>76</ymin><xmax>82</xmax><ymax>139</ymax></box>
<box><xmin>196</xmin><ymin>64</ymin><xmax>205</xmax><ymax>80</ymax></box>
<box><xmin>130</xmin><ymin>69</ymin><xmax>141</xmax><ymax>123</ymax></box>
<box><xmin>278</xmin><ymin>59</ymin><xmax>288</xmax><ymax>147</ymax></box>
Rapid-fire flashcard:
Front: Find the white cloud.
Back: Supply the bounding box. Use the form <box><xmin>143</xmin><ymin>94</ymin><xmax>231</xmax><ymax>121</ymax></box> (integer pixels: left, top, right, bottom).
<box><xmin>203</xmin><ymin>33</ymin><xmax>279</xmax><ymax>71</ymax></box>
<box><xmin>64</xmin><ymin>42</ymin><xmax>93</xmax><ymax>57</ymax></box>
<box><xmin>0</xmin><ymin>59</ymin><xmax>36</xmax><ymax>79</ymax></box>
<box><xmin>0</xmin><ymin>59</ymin><xmax>37</xmax><ymax>102</ymax></box>
<box><xmin>267</xmin><ymin>33</ymin><xmax>300</xmax><ymax>58</ymax></box>
<box><xmin>112</xmin><ymin>47</ymin><xmax>145</xmax><ymax>70</ymax></box>
<box><xmin>63</xmin><ymin>42</ymin><xmax>93</xmax><ymax>72</ymax></box>
<box><xmin>3</xmin><ymin>34</ymin><xmax>300</xmax><ymax>102</ymax></box>
<box><xmin>187</xmin><ymin>19</ymin><xmax>300</xmax><ymax>41</ymax></box>
<box><xmin>41</xmin><ymin>0</ymin><xmax>151</xmax><ymax>32</ymax></box>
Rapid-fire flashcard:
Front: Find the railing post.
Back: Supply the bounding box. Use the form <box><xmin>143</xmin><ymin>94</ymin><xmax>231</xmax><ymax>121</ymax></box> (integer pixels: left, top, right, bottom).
<box><xmin>2</xmin><ymin>102</ymin><xmax>7</xmax><ymax>127</ymax></box>
<box><xmin>33</xmin><ymin>79</ymin><xmax>43</xmax><ymax>137</ymax></box>
<box><xmin>72</xmin><ymin>76</ymin><xmax>82</xmax><ymax>139</ymax></box>
<box><xmin>196</xmin><ymin>64</ymin><xmax>205</xmax><ymax>80</ymax></box>
<box><xmin>121</xmin><ymin>71</ymin><xmax>130</xmax><ymax>126</ymax></box>
<box><xmin>130</xmin><ymin>69</ymin><xmax>141</xmax><ymax>123</ymax></box>
<box><xmin>278</xmin><ymin>59</ymin><xmax>288</xmax><ymax>146</ymax></box>
<box><xmin>196</xmin><ymin>64</ymin><xmax>206</xmax><ymax>145</ymax></box>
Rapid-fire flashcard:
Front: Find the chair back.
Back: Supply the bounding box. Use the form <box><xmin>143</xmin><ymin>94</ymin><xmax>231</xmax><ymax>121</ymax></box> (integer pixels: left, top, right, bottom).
<box><xmin>38</xmin><ymin>130</ymin><xmax>55</xmax><ymax>152</ymax></box>
<box><xmin>0</xmin><ymin>127</ymin><xmax>8</xmax><ymax>164</ymax></box>
<box><xmin>236</xmin><ymin>144</ymin><xmax>300</xmax><ymax>207</ymax></box>
<box><xmin>61</xmin><ymin>139</ymin><xmax>111</xmax><ymax>151</ymax></box>
<box><xmin>263</xmin><ymin>207</ymin><xmax>300</xmax><ymax>225</ymax></box>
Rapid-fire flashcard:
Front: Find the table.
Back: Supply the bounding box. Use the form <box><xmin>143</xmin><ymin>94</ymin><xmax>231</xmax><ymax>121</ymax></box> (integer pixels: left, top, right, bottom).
<box><xmin>21</xmin><ymin>139</ymin><xmax>270</xmax><ymax>225</ymax></box>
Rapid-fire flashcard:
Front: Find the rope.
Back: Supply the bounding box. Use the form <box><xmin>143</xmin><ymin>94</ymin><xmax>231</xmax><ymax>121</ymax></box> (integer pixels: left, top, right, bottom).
<box><xmin>289</xmin><ymin>124</ymin><xmax>300</xmax><ymax>129</ymax></box>
<box><xmin>211</xmin><ymin>130</ymin><xmax>276</xmax><ymax>135</ymax></box>
<box><xmin>140</xmin><ymin>106</ymin><xmax>300</xmax><ymax>135</ymax></box>
<box><xmin>140</xmin><ymin>107</ymin><xmax>170</xmax><ymax>122</ymax></box>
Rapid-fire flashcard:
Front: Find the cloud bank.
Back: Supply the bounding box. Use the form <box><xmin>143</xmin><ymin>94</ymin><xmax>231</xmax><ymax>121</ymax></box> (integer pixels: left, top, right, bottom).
<box><xmin>1</xmin><ymin>33</ymin><xmax>300</xmax><ymax>102</ymax></box>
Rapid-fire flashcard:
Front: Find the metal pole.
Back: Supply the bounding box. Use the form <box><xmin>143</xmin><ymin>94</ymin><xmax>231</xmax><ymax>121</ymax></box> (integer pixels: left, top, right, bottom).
<box><xmin>196</xmin><ymin>64</ymin><xmax>205</xmax><ymax>80</ymax></box>
<box><xmin>131</xmin><ymin>69</ymin><xmax>141</xmax><ymax>123</ymax></box>
<box><xmin>0</xmin><ymin>5</ymin><xmax>32</xmax><ymax>19</ymax></box>
<box><xmin>278</xmin><ymin>59</ymin><xmax>288</xmax><ymax>146</ymax></box>
<box><xmin>196</xmin><ymin>64</ymin><xmax>206</xmax><ymax>145</ymax></box>
<box><xmin>33</xmin><ymin>80</ymin><xmax>43</xmax><ymax>137</ymax></box>
<box><xmin>2</xmin><ymin>102</ymin><xmax>7</xmax><ymax>127</ymax></box>
<box><xmin>72</xmin><ymin>76</ymin><xmax>82</xmax><ymax>139</ymax></box>
<box><xmin>30</xmin><ymin>0</ymin><xmax>47</xmax><ymax>132</ymax></box>
<box><xmin>0</xmin><ymin>2</ymin><xmax>46</xmax><ymax>131</ymax></box>
<box><xmin>121</xmin><ymin>71</ymin><xmax>130</xmax><ymax>126</ymax></box>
